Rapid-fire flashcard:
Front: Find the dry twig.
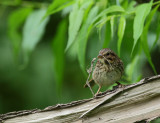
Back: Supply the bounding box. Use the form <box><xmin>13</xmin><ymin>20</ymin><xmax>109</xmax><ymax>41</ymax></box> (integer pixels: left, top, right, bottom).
<box><xmin>86</xmin><ymin>57</ymin><xmax>97</xmax><ymax>96</ymax></box>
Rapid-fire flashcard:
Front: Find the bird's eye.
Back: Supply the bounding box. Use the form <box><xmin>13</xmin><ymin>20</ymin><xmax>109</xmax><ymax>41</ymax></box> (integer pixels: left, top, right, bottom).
<box><xmin>108</xmin><ymin>58</ymin><xmax>113</xmax><ymax>61</ymax></box>
<box><xmin>105</xmin><ymin>53</ymin><xmax>110</xmax><ymax>56</ymax></box>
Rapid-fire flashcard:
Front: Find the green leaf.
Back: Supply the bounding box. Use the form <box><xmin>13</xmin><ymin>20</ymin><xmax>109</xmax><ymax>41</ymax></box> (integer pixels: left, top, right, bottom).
<box><xmin>15</xmin><ymin>0</ymin><xmax>21</xmax><ymax>4</ymax></box>
<box><xmin>83</xmin><ymin>1</ymin><xmax>94</xmax><ymax>22</ymax></box>
<box><xmin>117</xmin><ymin>16</ymin><xmax>126</xmax><ymax>56</ymax></box>
<box><xmin>110</xmin><ymin>16</ymin><xmax>114</xmax><ymax>38</ymax></box>
<box><xmin>22</xmin><ymin>9</ymin><xmax>49</xmax><ymax>66</ymax></box>
<box><xmin>152</xmin><ymin>11</ymin><xmax>160</xmax><ymax>50</ymax></box>
<box><xmin>125</xmin><ymin>55</ymin><xmax>140</xmax><ymax>82</ymax></box>
<box><xmin>65</xmin><ymin>1</ymin><xmax>92</xmax><ymax>51</ymax></box>
<box><xmin>77</xmin><ymin>6</ymin><xmax>99</xmax><ymax>74</ymax></box>
<box><xmin>94</xmin><ymin>15</ymin><xmax>112</xmax><ymax>48</ymax></box>
<box><xmin>52</xmin><ymin>20</ymin><xmax>67</xmax><ymax>93</ymax></box>
<box><xmin>131</xmin><ymin>0</ymin><xmax>153</xmax><ymax>55</ymax></box>
<box><xmin>103</xmin><ymin>20</ymin><xmax>111</xmax><ymax>48</ymax></box>
<box><xmin>8</xmin><ymin>8</ymin><xmax>32</xmax><ymax>59</ymax></box>
<box><xmin>95</xmin><ymin>15</ymin><xmax>112</xmax><ymax>28</ymax></box>
<box><xmin>93</xmin><ymin>5</ymin><xmax>125</xmax><ymax>24</ymax></box>
<box><xmin>44</xmin><ymin>0</ymin><xmax>74</xmax><ymax>19</ymax></box>
<box><xmin>140</xmin><ymin>5</ymin><xmax>159</xmax><ymax>74</ymax></box>
<box><xmin>122</xmin><ymin>0</ymin><xmax>128</xmax><ymax>9</ymax></box>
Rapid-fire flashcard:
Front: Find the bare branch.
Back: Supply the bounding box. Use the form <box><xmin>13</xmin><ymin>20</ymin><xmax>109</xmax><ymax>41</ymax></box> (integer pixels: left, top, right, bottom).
<box><xmin>1</xmin><ymin>75</ymin><xmax>160</xmax><ymax>123</ymax></box>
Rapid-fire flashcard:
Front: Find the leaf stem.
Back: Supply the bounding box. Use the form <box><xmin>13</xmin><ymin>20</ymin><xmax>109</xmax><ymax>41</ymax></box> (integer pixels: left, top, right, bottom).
<box><xmin>152</xmin><ymin>1</ymin><xmax>160</xmax><ymax>6</ymax></box>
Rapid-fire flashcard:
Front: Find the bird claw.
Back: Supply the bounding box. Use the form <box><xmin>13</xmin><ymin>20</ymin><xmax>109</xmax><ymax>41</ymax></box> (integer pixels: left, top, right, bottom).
<box><xmin>93</xmin><ymin>91</ymin><xmax>103</xmax><ymax>98</ymax></box>
<box><xmin>116</xmin><ymin>82</ymin><xmax>125</xmax><ymax>89</ymax></box>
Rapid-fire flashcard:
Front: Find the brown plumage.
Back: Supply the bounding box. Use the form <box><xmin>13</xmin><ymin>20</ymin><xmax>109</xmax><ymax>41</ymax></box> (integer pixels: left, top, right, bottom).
<box><xmin>84</xmin><ymin>48</ymin><xmax>124</xmax><ymax>96</ymax></box>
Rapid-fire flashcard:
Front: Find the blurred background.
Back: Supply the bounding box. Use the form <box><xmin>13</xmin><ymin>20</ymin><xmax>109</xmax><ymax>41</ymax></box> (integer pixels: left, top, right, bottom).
<box><xmin>0</xmin><ymin>0</ymin><xmax>160</xmax><ymax>115</ymax></box>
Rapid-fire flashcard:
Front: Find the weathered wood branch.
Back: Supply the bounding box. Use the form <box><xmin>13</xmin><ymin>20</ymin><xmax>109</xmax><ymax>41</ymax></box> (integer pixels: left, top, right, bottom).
<box><xmin>1</xmin><ymin>75</ymin><xmax>160</xmax><ymax>123</ymax></box>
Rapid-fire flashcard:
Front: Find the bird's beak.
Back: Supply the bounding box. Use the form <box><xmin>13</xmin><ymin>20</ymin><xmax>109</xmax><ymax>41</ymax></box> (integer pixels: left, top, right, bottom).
<box><xmin>98</xmin><ymin>54</ymin><xmax>103</xmax><ymax>59</ymax></box>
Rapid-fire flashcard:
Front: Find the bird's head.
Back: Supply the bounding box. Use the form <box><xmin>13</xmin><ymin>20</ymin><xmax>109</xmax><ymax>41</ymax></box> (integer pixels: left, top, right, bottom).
<box><xmin>97</xmin><ymin>48</ymin><xmax>117</xmax><ymax>65</ymax></box>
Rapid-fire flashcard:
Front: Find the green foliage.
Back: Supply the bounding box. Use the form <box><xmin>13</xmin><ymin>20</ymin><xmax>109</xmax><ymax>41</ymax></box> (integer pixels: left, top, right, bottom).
<box><xmin>140</xmin><ymin>5</ymin><xmax>159</xmax><ymax>74</ymax></box>
<box><xmin>6</xmin><ymin>0</ymin><xmax>160</xmax><ymax>87</ymax></box>
<box><xmin>52</xmin><ymin>20</ymin><xmax>67</xmax><ymax>93</ymax></box>
<box><xmin>8</xmin><ymin>8</ymin><xmax>32</xmax><ymax>59</ymax></box>
<box><xmin>65</xmin><ymin>1</ymin><xmax>92</xmax><ymax>51</ymax></box>
<box><xmin>77</xmin><ymin>5</ymin><xmax>99</xmax><ymax>74</ymax></box>
<box><xmin>1</xmin><ymin>0</ymin><xmax>160</xmax><ymax>113</ymax></box>
<box><xmin>125</xmin><ymin>54</ymin><xmax>141</xmax><ymax>82</ymax></box>
<box><xmin>44</xmin><ymin>0</ymin><xmax>75</xmax><ymax>19</ymax></box>
<box><xmin>117</xmin><ymin>16</ymin><xmax>126</xmax><ymax>56</ymax></box>
<box><xmin>152</xmin><ymin>12</ymin><xmax>160</xmax><ymax>49</ymax></box>
<box><xmin>93</xmin><ymin>5</ymin><xmax>125</xmax><ymax>22</ymax></box>
<box><xmin>132</xmin><ymin>0</ymin><xmax>153</xmax><ymax>55</ymax></box>
<box><xmin>110</xmin><ymin>16</ymin><xmax>115</xmax><ymax>38</ymax></box>
<box><xmin>103</xmin><ymin>21</ymin><xmax>111</xmax><ymax>48</ymax></box>
<box><xmin>22</xmin><ymin>9</ymin><xmax>49</xmax><ymax>66</ymax></box>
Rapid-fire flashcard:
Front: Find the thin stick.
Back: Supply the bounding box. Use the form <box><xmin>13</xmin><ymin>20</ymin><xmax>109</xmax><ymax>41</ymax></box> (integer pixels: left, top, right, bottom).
<box><xmin>86</xmin><ymin>58</ymin><xmax>97</xmax><ymax>96</ymax></box>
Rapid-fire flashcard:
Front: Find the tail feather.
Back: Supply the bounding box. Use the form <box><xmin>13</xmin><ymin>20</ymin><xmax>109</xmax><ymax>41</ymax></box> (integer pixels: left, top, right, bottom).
<box><xmin>84</xmin><ymin>79</ymin><xmax>95</xmax><ymax>88</ymax></box>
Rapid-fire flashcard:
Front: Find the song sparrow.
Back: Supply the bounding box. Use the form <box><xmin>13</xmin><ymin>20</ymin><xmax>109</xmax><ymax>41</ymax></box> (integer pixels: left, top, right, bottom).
<box><xmin>84</xmin><ymin>48</ymin><xmax>124</xmax><ymax>96</ymax></box>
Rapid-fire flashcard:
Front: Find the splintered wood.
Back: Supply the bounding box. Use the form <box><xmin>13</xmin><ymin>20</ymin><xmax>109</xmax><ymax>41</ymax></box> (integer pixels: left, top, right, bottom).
<box><xmin>2</xmin><ymin>75</ymin><xmax>160</xmax><ymax>123</ymax></box>
<box><xmin>86</xmin><ymin>57</ymin><xmax>97</xmax><ymax>96</ymax></box>
<box><xmin>1</xmin><ymin>75</ymin><xmax>160</xmax><ymax>123</ymax></box>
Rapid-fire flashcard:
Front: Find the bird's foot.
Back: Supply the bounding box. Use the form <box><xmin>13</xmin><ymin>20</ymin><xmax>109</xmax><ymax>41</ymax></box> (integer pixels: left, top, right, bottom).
<box><xmin>93</xmin><ymin>91</ymin><xmax>103</xmax><ymax>98</ymax></box>
<box><xmin>116</xmin><ymin>82</ymin><xmax>126</xmax><ymax>90</ymax></box>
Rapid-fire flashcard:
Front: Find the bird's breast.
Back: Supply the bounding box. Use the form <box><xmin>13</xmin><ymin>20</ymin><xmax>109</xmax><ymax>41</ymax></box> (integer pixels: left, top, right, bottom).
<box><xmin>92</xmin><ymin>62</ymin><xmax>121</xmax><ymax>87</ymax></box>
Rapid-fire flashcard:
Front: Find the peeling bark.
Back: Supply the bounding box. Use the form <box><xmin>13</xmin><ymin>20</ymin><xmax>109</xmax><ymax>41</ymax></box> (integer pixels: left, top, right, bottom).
<box><xmin>1</xmin><ymin>75</ymin><xmax>160</xmax><ymax>123</ymax></box>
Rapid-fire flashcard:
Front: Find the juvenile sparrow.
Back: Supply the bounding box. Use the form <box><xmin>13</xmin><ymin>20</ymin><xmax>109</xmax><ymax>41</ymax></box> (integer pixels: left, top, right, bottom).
<box><xmin>84</xmin><ymin>48</ymin><xmax>124</xmax><ymax>96</ymax></box>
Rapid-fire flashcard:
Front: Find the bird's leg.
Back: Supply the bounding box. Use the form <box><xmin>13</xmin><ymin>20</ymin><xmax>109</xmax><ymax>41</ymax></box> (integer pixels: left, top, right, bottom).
<box><xmin>95</xmin><ymin>85</ymin><xmax>101</xmax><ymax>97</ymax></box>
